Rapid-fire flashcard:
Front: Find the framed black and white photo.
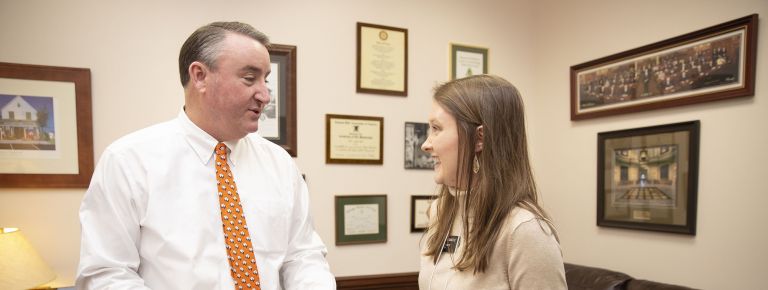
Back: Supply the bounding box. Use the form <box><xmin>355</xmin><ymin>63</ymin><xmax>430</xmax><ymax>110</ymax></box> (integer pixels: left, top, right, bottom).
<box><xmin>263</xmin><ymin>44</ymin><xmax>297</xmax><ymax>156</ymax></box>
<box><xmin>597</xmin><ymin>121</ymin><xmax>700</xmax><ymax>235</ymax></box>
<box><xmin>404</xmin><ymin>122</ymin><xmax>433</xmax><ymax>169</ymax></box>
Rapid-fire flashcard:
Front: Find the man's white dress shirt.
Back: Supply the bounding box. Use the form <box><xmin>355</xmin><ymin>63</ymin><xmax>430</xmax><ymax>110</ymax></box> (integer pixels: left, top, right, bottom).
<box><xmin>76</xmin><ymin>111</ymin><xmax>335</xmax><ymax>290</ymax></box>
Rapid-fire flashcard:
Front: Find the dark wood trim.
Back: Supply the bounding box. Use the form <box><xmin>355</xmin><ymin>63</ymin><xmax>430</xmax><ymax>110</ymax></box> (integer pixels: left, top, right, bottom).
<box><xmin>336</xmin><ymin>272</ymin><xmax>419</xmax><ymax>290</ymax></box>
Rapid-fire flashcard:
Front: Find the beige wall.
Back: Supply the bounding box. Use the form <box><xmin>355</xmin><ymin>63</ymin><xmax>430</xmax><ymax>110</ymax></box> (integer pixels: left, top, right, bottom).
<box><xmin>0</xmin><ymin>0</ymin><xmax>765</xmax><ymax>289</ymax></box>
<box><xmin>529</xmin><ymin>0</ymin><xmax>768</xmax><ymax>289</ymax></box>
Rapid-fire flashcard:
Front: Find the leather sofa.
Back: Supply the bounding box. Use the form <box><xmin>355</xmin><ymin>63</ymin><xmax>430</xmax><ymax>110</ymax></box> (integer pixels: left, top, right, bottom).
<box><xmin>565</xmin><ymin>263</ymin><xmax>697</xmax><ymax>290</ymax></box>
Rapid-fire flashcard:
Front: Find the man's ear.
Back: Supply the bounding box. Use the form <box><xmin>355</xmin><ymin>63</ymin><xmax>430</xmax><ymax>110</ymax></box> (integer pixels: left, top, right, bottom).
<box><xmin>475</xmin><ymin>125</ymin><xmax>484</xmax><ymax>152</ymax></box>
<box><xmin>188</xmin><ymin>61</ymin><xmax>208</xmax><ymax>93</ymax></box>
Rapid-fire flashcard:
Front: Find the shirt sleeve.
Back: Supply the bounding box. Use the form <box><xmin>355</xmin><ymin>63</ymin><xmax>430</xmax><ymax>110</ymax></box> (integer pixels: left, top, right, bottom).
<box><xmin>507</xmin><ymin>219</ymin><xmax>567</xmax><ymax>290</ymax></box>
<box><xmin>76</xmin><ymin>148</ymin><xmax>151</xmax><ymax>290</ymax></box>
<box><xmin>279</xmin><ymin>165</ymin><xmax>336</xmax><ymax>290</ymax></box>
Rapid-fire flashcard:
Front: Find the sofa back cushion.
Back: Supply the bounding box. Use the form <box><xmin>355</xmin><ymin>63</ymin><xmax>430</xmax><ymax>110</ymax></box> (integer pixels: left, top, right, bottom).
<box><xmin>564</xmin><ymin>263</ymin><xmax>632</xmax><ymax>290</ymax></box>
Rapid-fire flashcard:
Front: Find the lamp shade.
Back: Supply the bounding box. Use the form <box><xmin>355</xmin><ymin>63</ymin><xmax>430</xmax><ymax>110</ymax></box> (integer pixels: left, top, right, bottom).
<box><xmin>0</xmin><ymin>228</ymin><xmax>56</xmax><ymax>290</ymax></box>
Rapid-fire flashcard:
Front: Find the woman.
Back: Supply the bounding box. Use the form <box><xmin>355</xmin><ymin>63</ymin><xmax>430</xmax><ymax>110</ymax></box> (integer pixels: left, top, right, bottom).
<box><xmin>419</xmin><ymin>75</ymin><xmax>566</xmax><ymax>289</ymax></box>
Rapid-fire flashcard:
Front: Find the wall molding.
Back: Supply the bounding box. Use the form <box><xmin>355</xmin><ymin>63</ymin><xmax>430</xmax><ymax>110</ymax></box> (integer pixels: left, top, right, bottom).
<box><xmin>336</xmin><ymin>272</ymin><xmax>419</xmax><ymax>289</ymax></box>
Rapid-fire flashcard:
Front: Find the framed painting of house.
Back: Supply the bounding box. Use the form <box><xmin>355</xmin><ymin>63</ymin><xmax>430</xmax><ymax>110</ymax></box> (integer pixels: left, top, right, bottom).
<box><xmin>0</xmin><ymin>62</ymin><xmax>94</xmax><ymax>188</ymax></box>
<box><xmin>597</xmin><ymin>121</ymin><xmax>700</xmax><ymax>235</ymax></box>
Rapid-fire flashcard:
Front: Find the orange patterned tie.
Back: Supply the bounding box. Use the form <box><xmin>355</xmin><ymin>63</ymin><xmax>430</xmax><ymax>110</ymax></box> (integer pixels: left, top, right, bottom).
<box><xmin>215</xmin><ymin>142</ymin><xmax>261</xmax><ymax>290</ymax></box>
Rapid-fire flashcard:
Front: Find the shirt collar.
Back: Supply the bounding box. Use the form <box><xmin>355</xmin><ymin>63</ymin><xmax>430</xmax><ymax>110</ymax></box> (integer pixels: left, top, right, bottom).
<box><xmin>177</xmin><ymin>109</ymin><xmax>241</xmax><ymax>167</ymax></box>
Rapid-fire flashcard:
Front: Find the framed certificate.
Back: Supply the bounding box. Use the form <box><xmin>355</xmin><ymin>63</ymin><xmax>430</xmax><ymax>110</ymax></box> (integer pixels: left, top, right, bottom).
<box><xmin>356</xmin><ymin>22</ymin><xmax>408</xmax><ymax>96</ymax></box>
<box><xmin>410</xmin><ymin>195</ymin><xmax>435</xmax><ymax>233</ymax></box>
<box><xmin>335</xmin><ymin>195</ymin><xmax>387</xmax><ymax>245</ymax></box>
<box><xmin>263</xmin><ymin>44</ymin><xmax>297</xmax><ymax>156</ymax></box>
<box><xmin>325</xmin><ymin>114</ymin><xmax>384</xmax><ymax>164</ymax></box>
<box><xmin>450</xmin><ymin>43</ymin><xmax>489</xmax><ymax>80</ymax></box>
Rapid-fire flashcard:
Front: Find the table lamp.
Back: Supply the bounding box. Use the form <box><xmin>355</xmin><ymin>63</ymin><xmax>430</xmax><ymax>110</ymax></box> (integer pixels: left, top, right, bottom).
<box><xmin>0</xmin><ymin>227</ymin><xmax>56</xmax><ymax>290</ymax></box>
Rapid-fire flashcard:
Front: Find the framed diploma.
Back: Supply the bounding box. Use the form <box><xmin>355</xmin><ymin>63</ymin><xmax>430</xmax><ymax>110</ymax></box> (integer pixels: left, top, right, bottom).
<box><xmin>410</xmin><ymin>195</ymin><xmax>435</xmax><ymax>233</ymax></box>
<box><xmin>450</xmin><ymin>43</ymin><xmax>489</xmax><ymax>80</ymax></box>
<box><xmin>356</xmin><ymin>22</ymin><xmax>408</xmax><ymax>96</ymax></box>
<box><xmin>263</xmin><ymin>44</ymin><xmax>297</xmax><ymax>156</ymax></box>
<box><xmin>325</xmin><ymin>114</ymin><xmax>384</xmax><ymax>164</ymax></box>
<box><xmin>335</xmin><ymin>195</ymin><xmax>387</xmax><ymax>245</ymax></box>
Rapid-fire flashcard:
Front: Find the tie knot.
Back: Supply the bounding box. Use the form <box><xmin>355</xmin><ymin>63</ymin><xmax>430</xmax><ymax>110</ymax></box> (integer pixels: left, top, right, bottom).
<box><xmin>215</xmin><ymin>142</ymin><xmax>228</xmax><ymax>156</ymax></box>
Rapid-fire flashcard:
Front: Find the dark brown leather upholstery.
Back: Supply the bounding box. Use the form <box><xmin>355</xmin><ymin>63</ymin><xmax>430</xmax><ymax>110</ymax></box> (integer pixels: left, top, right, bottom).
<box><xmin>564</xmin><ymin>263</ymin><xmax>698</xmax><ymax>290</ymax></box>
<box><xmin>564</xmin><ymin>263</ymin><xmax>632</xmax><ymax>290</ymax></box>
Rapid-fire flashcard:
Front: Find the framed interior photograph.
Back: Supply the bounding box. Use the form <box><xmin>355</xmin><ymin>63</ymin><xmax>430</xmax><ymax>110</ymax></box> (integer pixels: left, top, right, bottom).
<box><xmin>326</xmin><ymin>114</ymin><xmax>383</xmax><ymax>164</ymax></box>
<box><xmin>404</xmin><ymin>122</ymin><xmax>433</xmax><ymax>169</ymax></box>
<box><xmin>411</xmin><ymin>195</ymin><xmax>435</xmax><ymax>233</ymax></box>
<box><xmin>356</xmin><ymin>22</ymin><xmax>408</xmax><ymax>96</ymax></box>
<box><xmin>450</xmin><ymin>43</ymin><xmax>489</xmax><ymax>80</ymax></box>
<box><xmin>571</xmin><ymin>14</ymin><xmax>758</xmax><ymax>120</ymax></box>
<box><xmin>335</xmin><ymin>195</ymin><xmax>387</xmax><ymax>245</ymax></box>
<box><xmin>263</xmin><ymin>44</ymin><xmax>297</xmax><ymax>156</ymax></box>
<box><xmin>597</xmin><ymin>121</ymin><xmax>700</xmax><ymax>235</ymax></box>
<box><xmin>0</xmin><ymin>62</ymin><xmax>93</xmax><ymax>188</ymax></box>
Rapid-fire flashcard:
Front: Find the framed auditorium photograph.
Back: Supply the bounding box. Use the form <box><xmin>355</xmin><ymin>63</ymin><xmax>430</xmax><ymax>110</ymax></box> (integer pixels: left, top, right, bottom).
<box><xmin>597</xmin><ymin>121</ymin><xmax>700</xmax><ymax>235</ymax></box>
<box><xmin>571</xmin><ymin>14</ymin><xmax>757</xmax><ymax>120</ymax></box>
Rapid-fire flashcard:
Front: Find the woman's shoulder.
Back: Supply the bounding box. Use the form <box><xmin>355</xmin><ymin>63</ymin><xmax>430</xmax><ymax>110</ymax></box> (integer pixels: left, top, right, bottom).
<box><xmin>504</xmin><ymin>207</ymin><xmax>556</xmax><ymax>239</ymax></box>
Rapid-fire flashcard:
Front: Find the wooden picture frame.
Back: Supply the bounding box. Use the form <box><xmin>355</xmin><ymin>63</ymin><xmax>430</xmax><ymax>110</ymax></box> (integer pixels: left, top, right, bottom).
<box><xmin>325</xmin><ymin>114</ymin><xmax>384</xmax><ymax>165</ymax></box>
<box><xmin>0</xmin><ymin>62</ymin><xmax>93</xmax><ymax>188</ymax></box>
<box><xmin>264</xmin><ymin>44</ymin><xmax>297</xmax><ymax>156</ymax></box>
<box><xmin>571</xmin><ymin>14</ymin><xmax>758</xmax><ymax>120</ymax></box>
<box><xmin>356</xmin><ymin>22</ymin><xmax>408</xmax><ymax>96</ymax></box>
<box><xmin>410</xmin><ymin>195</ymin><xmax>434</xmax><ymax>233</ymax></box>
<box><xmin>450</xmin><ymin>43</ymin><xmax>489</xmax><ymax>80</ymax></box>
<box><xmin>597</xmin><ymin>121</ymin><xmax>700</xmax><ymax>235</ymax></box>
<box><xmin>335</xmin><ymin>195</ymin><xmax>387</xmax><ymax>245</ymax></box>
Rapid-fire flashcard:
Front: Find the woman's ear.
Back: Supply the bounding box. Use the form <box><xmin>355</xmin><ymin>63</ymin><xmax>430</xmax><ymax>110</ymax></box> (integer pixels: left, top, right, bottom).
<box><xmin>475</xmin><ymin>125</ymin><xmax>484</xmax><ymax>152</ymax></box>
<box><xmin>188</xmin><ymin>61</ymin><xmax>208</xmax><ymax>93</ymax></box>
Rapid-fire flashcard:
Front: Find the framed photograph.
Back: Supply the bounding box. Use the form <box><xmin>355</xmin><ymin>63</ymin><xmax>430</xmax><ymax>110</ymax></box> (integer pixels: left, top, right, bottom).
<box><xmin>0</xmin><ymin>62</ymin><xmax>93</xmax><ymax>188</ymax></box>
<box><xmin>410</xmin><ymin>195</ymin><xmax>435</xmax><ymax>233</ymax></box>
<box><xmin>356</xmin><ymin>22</ymin><xmax>408</xmax><ymax>96</ymax></box>
<box><xmin>571</xmin><ymin>14</ymin><xmax>758</xmax><ymax>120</ymax></box>
<box><xmin>335</xmin><ymin>195</ymin><xmax>387</xmax><ymax>245</ymax></box>
<box><xmin>325</xmin><ymin>114</ymin><xmax>383</xmax><ymax>164</ymax></box>
<box><xmin>404</xmin><ymin>122</ymin><xmax>433</xmax><ymax>169</ymax></box>
<box><xmin>450</xmin><ymin>43</ymin><xmax>489</xmax><ymax>80</ymax></box>
<box><xmin>597</xmin><ymin>121</ymin><xmax>700</xmax><ymax>235</ymax></box>
<box><xmin>263</xmin><ymin>44</ymin><xmax>297</xmax><ymax>156</ymax></box>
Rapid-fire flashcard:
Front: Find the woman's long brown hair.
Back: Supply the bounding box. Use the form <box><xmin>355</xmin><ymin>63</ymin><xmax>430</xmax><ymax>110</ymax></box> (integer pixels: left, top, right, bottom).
<box><xmin>423</xmin><ymin>75</ymin><xmax>559</xmax><ymax>274</ymax></box>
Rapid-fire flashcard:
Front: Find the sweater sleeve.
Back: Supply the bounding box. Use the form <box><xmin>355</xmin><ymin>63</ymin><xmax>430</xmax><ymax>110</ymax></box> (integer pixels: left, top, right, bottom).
<box><xmin>506</xmin><ymin>219</ymin><xmax>567</xmax><ymax>290</ymax></box>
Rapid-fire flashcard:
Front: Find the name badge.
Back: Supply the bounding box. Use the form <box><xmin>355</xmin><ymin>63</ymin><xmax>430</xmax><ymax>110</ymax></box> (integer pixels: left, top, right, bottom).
<box><xmin>441</xmin><ymin>235</ymin><xmax>461</xmax><ymax>253</ymax></box>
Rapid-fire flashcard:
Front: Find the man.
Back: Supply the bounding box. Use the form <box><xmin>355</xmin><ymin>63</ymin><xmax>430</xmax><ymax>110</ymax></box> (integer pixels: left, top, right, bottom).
<box><xmin>76</xmin><ymin>22</ymin><xmax>335</xmax><ymax>289</ymax></box>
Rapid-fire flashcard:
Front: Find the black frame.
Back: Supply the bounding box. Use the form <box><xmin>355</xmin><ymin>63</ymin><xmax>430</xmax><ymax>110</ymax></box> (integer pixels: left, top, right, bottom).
<box><xmin>597</xmin><ymin>121</ymin><xmax>700</xmax><ymax>235</ymax></box>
